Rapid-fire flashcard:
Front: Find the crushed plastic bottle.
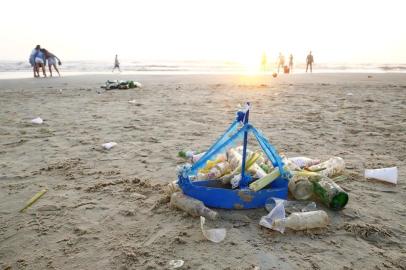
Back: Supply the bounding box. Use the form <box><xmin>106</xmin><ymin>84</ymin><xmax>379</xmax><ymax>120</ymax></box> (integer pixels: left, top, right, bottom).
<box><xmin>170</xmin><ymin>192</ymin><xmax>218</xmax><ymax>220</ymax></box>
<box><xmin>272</xmin><ymin>210</ymin><xmax>329</xmax><ymax>232</ymax></box>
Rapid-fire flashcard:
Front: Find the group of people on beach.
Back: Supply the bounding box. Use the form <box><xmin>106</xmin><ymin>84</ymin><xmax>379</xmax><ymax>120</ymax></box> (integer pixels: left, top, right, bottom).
<box><xmin>277</xmin><ymin>51</ymin><xmax>314</xmax><ymax>74</ymax></box>
<box><xmin>29</xmin><ymin>45</ymin><xmax>62</xmax><ymax>78</ymax></box>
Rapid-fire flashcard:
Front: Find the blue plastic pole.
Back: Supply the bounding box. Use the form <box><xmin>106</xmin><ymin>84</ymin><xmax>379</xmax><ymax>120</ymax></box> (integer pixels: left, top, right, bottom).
<box><xmin>240</xmin><ymin>103</ymin><xmax>250</xmax><ymax>187</ymax></box>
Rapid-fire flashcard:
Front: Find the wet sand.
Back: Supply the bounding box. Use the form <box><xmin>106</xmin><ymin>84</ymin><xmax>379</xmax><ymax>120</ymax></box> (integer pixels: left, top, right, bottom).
<box><xmin>0</xmin><ymin>73</ymin><xmax>405</xmax><ymax>269</ymax></box>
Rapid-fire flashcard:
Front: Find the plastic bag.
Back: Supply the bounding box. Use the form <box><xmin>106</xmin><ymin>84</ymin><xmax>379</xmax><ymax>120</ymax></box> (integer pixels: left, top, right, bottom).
<box><xmin>102</xmin><ymin>142</ymin><xmax>117</xmax><ymax>150</ymax></box>
<box><xmin>31</xmin><ymin>117</ymin><xmax>43</xmax><ymax>124</ymax></box>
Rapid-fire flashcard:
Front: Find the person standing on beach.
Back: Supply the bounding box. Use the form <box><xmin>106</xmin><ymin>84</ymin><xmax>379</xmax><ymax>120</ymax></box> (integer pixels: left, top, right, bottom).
<box><xmin>29</xmin><ymin>45</ymin><xmax>40</xmax><ymax>77</ymax></box>
<box><xmin>42</xmin><ymin>49</ymin><xmax>62</xmax><ymax>77</ymax></box>
<box><xmin>289</xmin><ymin>54</ymin><xmax>294</xmax><ymax>73</ymax></box>
<box><xmin>277</xmin><ymin>52</ymin><xmax>285</xmax><ymax>73</ymax></box>
<box><xmin>112</xmin><ymin>54</ymin><xmax>121</xmax><ymax>72</ymax></box>
<box><xmin>34</xmin><ymin>47</ymin><xmax>47</xmax><ymax>77</ymax></box>
<box><xmin>306</xmin><ymin>51</ymin><xmax>314</xmax><ymax>73</ymax></box>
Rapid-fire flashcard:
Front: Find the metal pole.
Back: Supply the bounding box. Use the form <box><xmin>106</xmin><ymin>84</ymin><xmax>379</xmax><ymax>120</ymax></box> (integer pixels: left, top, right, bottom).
<box><xmin>240</xmin><ymin>103</ymin><xmax>250</xmax><ymax>187</ymax></box>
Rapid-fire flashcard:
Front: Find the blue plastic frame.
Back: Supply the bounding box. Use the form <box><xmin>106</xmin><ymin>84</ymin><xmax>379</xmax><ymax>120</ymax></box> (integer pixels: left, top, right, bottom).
<box><xmin>178</xmin><ymin>104</ymin><xmax>289</xmax><ymax>209</ymax></box>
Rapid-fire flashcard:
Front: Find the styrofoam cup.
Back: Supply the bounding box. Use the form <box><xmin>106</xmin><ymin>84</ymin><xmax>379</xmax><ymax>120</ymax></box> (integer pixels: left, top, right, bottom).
<box><xmin>364</xmin><ymin>167</ymin><xmax>398</xmax><ymax>184</ymax></box>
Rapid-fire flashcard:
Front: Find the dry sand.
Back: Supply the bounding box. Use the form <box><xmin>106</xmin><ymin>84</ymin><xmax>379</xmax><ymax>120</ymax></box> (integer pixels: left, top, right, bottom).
<box><xmin>0</xmin><ymin>73</ymin><xmax>405</xmax><ymax>270</ymax></box>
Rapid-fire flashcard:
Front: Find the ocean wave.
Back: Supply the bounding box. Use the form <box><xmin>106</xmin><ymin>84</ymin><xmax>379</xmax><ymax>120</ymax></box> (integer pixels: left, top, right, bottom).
<box><xmin>0</xmin><ymin>61</ymin><xmax>405</xmax><ymax>73</ymax></box>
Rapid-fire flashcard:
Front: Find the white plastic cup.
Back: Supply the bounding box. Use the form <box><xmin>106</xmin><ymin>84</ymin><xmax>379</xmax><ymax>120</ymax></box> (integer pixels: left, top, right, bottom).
<box><xmin>364</xmin><ymin>167</ymin><xmax>398</xmax><ymax>184</ymax></box>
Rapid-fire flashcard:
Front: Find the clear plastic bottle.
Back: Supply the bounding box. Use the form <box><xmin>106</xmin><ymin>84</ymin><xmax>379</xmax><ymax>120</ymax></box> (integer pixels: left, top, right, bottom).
<box><xmin>288</xmin><ymin>175</ymin><xmax>314</xmax><ymax>200</ymax></box>
<box><xmin>273</xmin><ymin>210</ymin><xmax>329</xmax><ymax>231</ymax></box>
<box><xmin>170</xmin><ymin>192</ymin><xmax>218</xmax><ymax>220</ymax></box>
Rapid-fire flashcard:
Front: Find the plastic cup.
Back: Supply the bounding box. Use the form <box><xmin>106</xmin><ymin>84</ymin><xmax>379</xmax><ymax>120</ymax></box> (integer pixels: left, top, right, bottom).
<box><xmin>364</xmin><ymin>167</ymin><xmax>398</xmax><ymax>184</ymax></box>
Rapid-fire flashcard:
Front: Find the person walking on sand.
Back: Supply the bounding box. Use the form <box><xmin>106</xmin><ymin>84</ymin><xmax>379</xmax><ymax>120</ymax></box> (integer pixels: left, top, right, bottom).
<box><xmin>289</xmin><ymin>54</ymin><xmax>294</xmax><ymax>73</ymax></box>
<box><xmin>277</xmin><ymin>52</ymin><xmax>285</xmax><ymax>74</ymax></box>
<box><xmin>306</xmin><ymin>51</ymin><xmax>314</xmax><ymax>73</ymax></box>
<box><xmin>112</xmin><ymin>54</ymin><xmax>121</xmax><ymax>72</ymax></box>
<box><xmin>29</xmin><ymin>45</ymin><xmax>40</xmax><ymax>77</ymax></box>
<box><xmin>34</xmin><ymin>47</ymin><xmax>47</xmax><ymax>77</ymax></box>
<box><xmin>42</xmin><ymin>49</ymin><xmax>62</xmax><ymax>77</ymax></box>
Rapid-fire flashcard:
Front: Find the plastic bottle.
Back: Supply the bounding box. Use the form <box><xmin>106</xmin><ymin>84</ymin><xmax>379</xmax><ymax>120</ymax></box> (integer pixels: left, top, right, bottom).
<box><xmin>288</xmin><ymin>175</ymin><xmax>314</xmax><ymax>200</ymax></box>
<box><xmin>273</xmin><ymin>210</ymin><xmax>329</xmax><ymax>231</ymax></box>
<box><xmin>308</xmin><ymin>157</ymin><xmax>345</xmax><ymax>177</ymax></box>
<box><xmin>170</xmin><ymin>192</ymin><xmax>218</xmax><ymax>220</ymax></box>
<box><xmin>227</xmin><ymin>148</ymin><xmax>242</xmax><ymax>170</ymax></box>
<box><xmin>312</xmin><ymin>177</ymin><xmax>349</xmax><ymax>210</ymax></box>
<box><xmin>209</xmin><ymin>161</ymin><xmax>231</xmax><ymax>179</ymax></box>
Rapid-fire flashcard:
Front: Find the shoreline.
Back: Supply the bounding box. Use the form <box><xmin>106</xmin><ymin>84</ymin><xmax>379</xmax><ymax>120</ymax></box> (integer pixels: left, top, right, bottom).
<box><xmin>1</xmin><ymin>70</ymin><xmax>406</xmax><ymax>80</ymax></box>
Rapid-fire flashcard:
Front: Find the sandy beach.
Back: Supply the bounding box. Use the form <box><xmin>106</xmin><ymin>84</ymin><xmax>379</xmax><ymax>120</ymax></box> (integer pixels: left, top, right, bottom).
<box><xmin>0</xmin><ymin>73</ymin><xmax>405</xmax><ymax>270</ymax></box>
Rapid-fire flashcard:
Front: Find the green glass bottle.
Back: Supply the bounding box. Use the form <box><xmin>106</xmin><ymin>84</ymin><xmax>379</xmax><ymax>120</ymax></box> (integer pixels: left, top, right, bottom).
<box><xmin>312</xmin><ymin>177</ymin><xmax>348</xmax><ymax>210</ymax></box>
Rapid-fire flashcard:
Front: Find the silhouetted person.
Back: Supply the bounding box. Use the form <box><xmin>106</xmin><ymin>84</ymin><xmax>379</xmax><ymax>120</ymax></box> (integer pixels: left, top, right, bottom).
<box><xmin>277</xmin><ymin>52</ymin><xmax>285</xmax><ymax>73</ymax></box>
<box><xmin>34</xmin><ymin>47</ymin><xmax>47</xmax><ymax>77</ymax></box>
<box><xmin>42</xmin><ymin>49</ymin><xmax>62</xmax><ymax>77</ymax></box>
<box><xmin>289</xmin><ymin>54</ymin><xmax>293</xmax><ymax>73</ymax></box>
<box><xmin>306</xmin><ymin>51</ymin><xmax>314</xmax><ymax>73</ymax></box>
<box><xmin>29</xmin><ymin>45</ymin><xmax>41</xmax><ymax>77</ymax></box>
<box><xmin>112</xmin><ymin>54</ymin><xmax>121</xmax><ymax>72</ymax></box>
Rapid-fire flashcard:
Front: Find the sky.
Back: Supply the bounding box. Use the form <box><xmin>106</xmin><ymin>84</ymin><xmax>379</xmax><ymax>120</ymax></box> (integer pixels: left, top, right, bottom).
<box><xmin>0</xmin><ymin>0</ymin><xmax>405</xmax><ymax>65</ymax></box>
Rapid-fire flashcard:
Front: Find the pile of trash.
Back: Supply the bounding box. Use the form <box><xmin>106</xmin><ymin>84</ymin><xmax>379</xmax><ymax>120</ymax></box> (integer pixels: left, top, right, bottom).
<box><xmin>100</xmin><ymin>80</ymin><xmax>142</xmax><ymax>90</ymax></box>
<box><xmin>170</xmin><ymin>147</ymin><xmax>350</xmax><ymax>236</ymax></box>
<box><xmin>167</xmin><ymin>104</ymin><xmax>354</xmax><ymax>241</ymax></box>
<box><xmin>178</xmin><ymin>147</ymin><xmax>348</xmax><ymax>210</ymax></box>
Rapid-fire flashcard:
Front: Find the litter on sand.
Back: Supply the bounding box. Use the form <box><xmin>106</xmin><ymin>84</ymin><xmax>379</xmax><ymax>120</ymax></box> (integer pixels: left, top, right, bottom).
<box><xmin>20</xmin><ymin>189</ymin><xmax>48</xmax><ymax>212</ymax></box>
<box><xmin>200</xmin><ymin>216</ymin><xmax>226</xmax><ymax>243</ymax></box>
<box><xmin>102</xmin><ymin>142</ymin><xmax>117</xmax><ymax>150</ymax></box>
<box><xmin>128</xmin><ymin>99</ymin><xmax>137</xmax><ymax>104</ymax></box>
<box><xmin>168</xmin><ymin>260</ymin><xmax>184</xmax><ymax>269</ymax></box>
<box><xmin>365</xmin><ymin>167</ymin><xmax>398</xmax><ymax>184</ymax></box>
<box><xmin>260</xmin><ymin>199</ymin><xmax>329</xmax><ymax>233</ymax></box>
<box><xmin>171</xmin><ymin>103</ymin><xmax>351</xmax><ymax>236</ymax></box>
<box><xmin>170</xmin><ymin>192</ymin><xmax>218</xmax><ymax>220</ymax></box>
<box><xmin>101</xmin><ymin>80</ymin><xmax>142</xmax><ymax>90</ymax></box>
<box><xmin>31</xmin><ymin>117</ymin><xmax>43</xmax><ymax>124</ymax></box>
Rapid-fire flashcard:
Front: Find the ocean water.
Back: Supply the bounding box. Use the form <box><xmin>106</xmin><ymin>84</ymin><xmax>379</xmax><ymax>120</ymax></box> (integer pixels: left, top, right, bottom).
<box><xmin>0</xmin><ymin>60</ymin><xmax>405</xmax><ymax>79</ymax></box>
